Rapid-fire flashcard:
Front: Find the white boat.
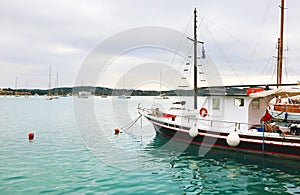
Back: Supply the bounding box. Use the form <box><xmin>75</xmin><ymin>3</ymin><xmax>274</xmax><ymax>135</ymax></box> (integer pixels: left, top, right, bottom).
<box><xmin>154</xmin><ymin>94</ymin><xmax>169</xmax><ymax>100</ymax></box>
<box><xmin>138</xmin><ymin>5</ymin><xmax>300</xmax><ymax>160</ymax></box>
<box><xmin>266</xmin><ymin>89</ymin><xmax>300</xmax><ymax>122</ymax></box>
<box><xmin>45</xmin><ymin>95</ymin><xmax>53</xmax><ymax>100</ymax></box>
<box><xmin>118</xmin><ymin>95</ymin><xmax>131</xmax><ymax>99</ymax></box>
<box><xmin>78</xmin><ymin>91</ymin><xmax>91</xmax><ymax>99</ymax></box>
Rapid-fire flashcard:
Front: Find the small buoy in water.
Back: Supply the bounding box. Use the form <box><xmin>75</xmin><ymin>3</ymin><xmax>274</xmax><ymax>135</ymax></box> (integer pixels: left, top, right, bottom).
<box><xmin>226</xmin><ymin>131</ymin><xmax>240</xmax><ymax>147</ymax></box>
<box><xmin>114</xmin><ymin>128</ymin><xmax>120</xmax><ymax>134</ymax></box>
<box><xmin>188</xmin><ymin>126</ymin><xmax>198</xmax><ymax>138</ymax></box>
<box><xmin>28</xmin><ymin>132</ymin><xmax>34</xmax><ymax>140</ymax></box>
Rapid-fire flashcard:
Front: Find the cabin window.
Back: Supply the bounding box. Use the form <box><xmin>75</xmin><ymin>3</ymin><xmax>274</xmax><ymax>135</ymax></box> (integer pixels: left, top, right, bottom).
<box><xmin>212</xmin><ymin>98</ymin><xmax>220</xmax><ymax>110</ymax></box>
<box><xmin>251</xmin><ymin>99</ymin><xmax>260</xmax><ymax>110</ymax></box>
<box><xmin>234</xmin><ymin>98</ymin><xmax>244</xmax><ymax>107</ymax></box>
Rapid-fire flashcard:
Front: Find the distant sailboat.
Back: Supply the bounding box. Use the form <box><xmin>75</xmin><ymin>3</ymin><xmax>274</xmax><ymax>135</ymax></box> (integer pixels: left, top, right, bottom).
<box><xmin>45</xmin><ymin>66</ymin><xmax>53</xmax><ymax>100</ymax></box>
<box><xmin>53</xmin><ymin>72</ymin><xmax>59</xmax><ymax>99</ymax></box>
<box><xmin>118</xmin><ymin>76</ymin><xmax>131</xmax><ymax>99</ymax></box>
<box><xmin>101</xmin><ymin>86</ymin><xmax>108</xmax><ymax>98</ymax></box>
<box><xmin>155</xmin><ymin>94</ymin><xmax>169</xmax><ymax>100</ymax></box>
<box><xmin>118</xmin><ymin>94</ymin><xmax>131</xmax><ymax>99</ymax></box>
<box><xmin>154</xmin><ymin>71</ymin><xmax>169</xmax><ymax>100</ymax></box>
<box><xmin>101</xmin><ymin>94</ymin><xmax>108</xmax><ymax>98</ymax></box>
<box><xmin>24</xmin><ymin>80</ymin><xmax>29</xmax><ymax>98</ymax></box>
<box><xmin>15</xmin><ymin>77</ymin><xmax>20</xmax><ymax>97</ymax></box>
<box><xmin>77</xmin><ymin>80</ymin><xmax>91</xmax><ymax>99</ymax></box>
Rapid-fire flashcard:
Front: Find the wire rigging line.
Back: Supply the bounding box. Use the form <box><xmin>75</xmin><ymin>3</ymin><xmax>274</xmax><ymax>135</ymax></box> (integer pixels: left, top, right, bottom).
<box><xmin>161</xmin><ymin>13</ymin><xmax>194</xmax><ymax>85</ymax></box>
<box><xmin>246</xmin><ymin>0</ymin><xmax>272</xmax><ymax>77</ymax></box>
<box><xmin>284</xmin><ymin>0</ymin><xmax>289</xmax><ymax>83</ymax></box>
<box><xmin>260</xmin><ymin>48</ymin><xmax>277</xmax><ymax>83</ymax></box>
<box><xmin>167</xmin><ymin>44</ymin><xmax>194</xmax><ymax>89</ymax></box>
<box><xmin>270</xmin><ymin>58</ymin><xmax>277</xmax><ymax>82</ymax></box>
<box><xmin>202</xmin><ymin>21</ymin><xmax>243</xmax><ymax>84</ymax></box>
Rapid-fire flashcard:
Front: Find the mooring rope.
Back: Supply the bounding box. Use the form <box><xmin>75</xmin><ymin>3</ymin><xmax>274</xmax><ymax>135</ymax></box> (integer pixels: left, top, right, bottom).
<box><xmin>120</xmin><ymin>114</ymin><xmax>143</xmax><ymax>139</ymax></box>
<box><xmin>124</xmin><ymin>114</ymin><xmax>142</xmax><ymax>131</ymax></box>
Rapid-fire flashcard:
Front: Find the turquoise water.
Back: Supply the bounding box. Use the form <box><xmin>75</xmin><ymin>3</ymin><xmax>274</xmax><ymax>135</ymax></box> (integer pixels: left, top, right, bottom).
<box><xmin>0</xmin><ymin>96</ymin><xmax>299</xmax><ymax>194</ymax></box>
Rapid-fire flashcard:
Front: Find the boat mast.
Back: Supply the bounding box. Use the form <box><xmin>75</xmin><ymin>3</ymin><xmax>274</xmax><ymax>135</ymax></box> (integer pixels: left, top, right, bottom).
<box><xmin>276</xmin><ymin>0</ymin><xmax>285</xmax><ymax>87</ymax></box>
<box><xmin>187</xmin><ymin>8</ymin><xmax>203</xmax><ymax>109</ymax></box>
<box><xmin>48</xmin><ymin>65</ymin><xmax>51</xmax><ymax>96</ymax></box>
<box><xmin>56</xmin><ymin>72</ymin><xmax>58</xmax><ymax>96</ymax></box>
<box><xmin>193</xmin><ymin>8</ymin><xmax>198</xmax><ymax>110</ymax></box>
<box><xmin>15</xmin><ymin>77</ymin><xmax>17</xmax><ymax>90</ymax></box>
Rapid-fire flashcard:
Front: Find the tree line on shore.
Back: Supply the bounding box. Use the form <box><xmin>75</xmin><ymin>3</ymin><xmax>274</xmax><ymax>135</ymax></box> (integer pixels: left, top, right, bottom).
<box><xmin>0</xmin><ymin>86</ymin><xmax>247</xmax><ymax>96</ymax></box>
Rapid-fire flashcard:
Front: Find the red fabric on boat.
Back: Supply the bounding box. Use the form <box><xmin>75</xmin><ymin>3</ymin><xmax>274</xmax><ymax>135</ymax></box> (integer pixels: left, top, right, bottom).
<box><xmin>162</xmin><ymin>113</ymin><xmax>176</xmax><ymax>119</ymax></box>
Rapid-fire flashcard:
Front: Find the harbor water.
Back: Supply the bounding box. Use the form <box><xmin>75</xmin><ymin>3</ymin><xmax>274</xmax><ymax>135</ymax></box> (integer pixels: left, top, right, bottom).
<box><xmin>0</xmin><ymin>96</ymin><xmax>299</xmax><ymax>194</ymax></box>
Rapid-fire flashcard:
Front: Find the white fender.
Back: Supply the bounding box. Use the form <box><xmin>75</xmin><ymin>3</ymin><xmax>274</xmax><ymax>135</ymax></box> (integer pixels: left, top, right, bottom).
<box><xmin>226</xmin><ymin>131</ymin><xmax>240</xmax><ymax>147</ymax></box>
<box><xmin>189</xmin><ymin>126</ymin><xmax>198</xmax><ymax>138</ymax></box>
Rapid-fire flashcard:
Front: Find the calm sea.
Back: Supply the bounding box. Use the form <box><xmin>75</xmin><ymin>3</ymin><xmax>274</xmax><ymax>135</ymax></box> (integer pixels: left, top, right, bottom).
<box><xmin>0</xmin><ymin>96</ymin><xmax>299</xmax><ymax>194</ymax></box>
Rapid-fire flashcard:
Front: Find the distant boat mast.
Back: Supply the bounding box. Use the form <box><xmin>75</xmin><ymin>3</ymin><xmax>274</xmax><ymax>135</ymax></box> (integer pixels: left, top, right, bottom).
<box><xmin>48</xmin><ymin>65</ymin><xmax>52</xmax><ymax>96</ymax></box>
<box><xmin>15</xmin><ymin>77</ymin><xmax>18</xmax><ymax>90</ymax></box>
<box><xmin>277</xmin><ymin>0</ymin><xmax>285</xmax><ymax>87</ymax></box>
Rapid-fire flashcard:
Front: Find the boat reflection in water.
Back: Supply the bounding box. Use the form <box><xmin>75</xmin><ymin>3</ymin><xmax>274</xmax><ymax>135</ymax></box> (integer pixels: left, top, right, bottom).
<box><xmin>150</xmin><ymin>134</ymin><xmax>299</xmax><ymax>174</ymax></box>
<box><xmin>141</xmin><ymin>134</ymin><xmax>300</xmax><ymax>194</ymax></box>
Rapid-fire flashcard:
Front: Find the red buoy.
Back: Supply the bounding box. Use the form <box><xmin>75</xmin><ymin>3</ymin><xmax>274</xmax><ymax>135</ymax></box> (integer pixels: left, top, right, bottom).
<box><xmin>114</xmin><ymin>128</ymin><xmax>120</xmax><ymax>134</ymax></box>
<box><xmin>28</xmin><ymin>132</ymin><xmax>34</xmax><ymax>140</ymax></box>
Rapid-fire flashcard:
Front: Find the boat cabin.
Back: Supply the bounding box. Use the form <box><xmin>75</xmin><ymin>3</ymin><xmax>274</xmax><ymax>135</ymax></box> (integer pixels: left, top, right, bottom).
<box><xmin>198</xmin><ymin>88</ymin><xmax>270</xmax><ymax>131</ymax></box>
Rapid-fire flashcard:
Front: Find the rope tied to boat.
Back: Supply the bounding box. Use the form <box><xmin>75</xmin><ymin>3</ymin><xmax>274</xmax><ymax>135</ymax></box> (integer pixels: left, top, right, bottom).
<box><xmin>119</xmin><ymin>114</ymin><xmax>143</xmax><ymax>140</ymax></box>
<box><xmin>123</xmin><ymin>114</ymin><xmax>142</xmax><ymax>131</ymax></box>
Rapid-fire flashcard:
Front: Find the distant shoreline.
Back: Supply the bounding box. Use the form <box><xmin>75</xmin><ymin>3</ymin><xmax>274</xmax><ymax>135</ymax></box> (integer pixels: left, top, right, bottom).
<box><xmin>0</xmin><ymin>86</ymin><xmax>249</xmax><ymax>96</ymax></box>
<box><xmin>0</xmin><ymin>86</ymin><xmax>174</xmax><ymax>96</ymax></box>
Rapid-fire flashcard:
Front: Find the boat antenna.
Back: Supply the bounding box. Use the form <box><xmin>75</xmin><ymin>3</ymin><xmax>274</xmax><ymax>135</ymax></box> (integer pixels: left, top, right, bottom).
<box><xmin>276</xmin><ymin>0</ymin><xmax>285</xmax><ymax>87</ymax></box>
<box><xmin>187</xmin><ymin>8</ymin><xmax>204</xmax><ymax>109</ymax></box>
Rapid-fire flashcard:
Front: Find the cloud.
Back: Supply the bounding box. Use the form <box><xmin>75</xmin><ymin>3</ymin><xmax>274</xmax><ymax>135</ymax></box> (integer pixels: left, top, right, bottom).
<box><xmin>0</xmin><ymin>0</ymin><xmax>299</xmax><ymax>89</ymax></box>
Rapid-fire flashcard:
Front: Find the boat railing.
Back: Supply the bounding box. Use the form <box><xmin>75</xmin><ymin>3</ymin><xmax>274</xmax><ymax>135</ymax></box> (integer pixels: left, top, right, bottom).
<box><xmin>170</xmin><ymin>112</ymin><xmax>258</xmax><ymax>132</ymax></box>
<box><xmin>196</xmin><ymin>118</ymin><xmax>253</xmax><ymax>132</ymax></box>
<box><xmin>196</xmin><ymin>117</ymin><xmax>290</xmax><ymax>135</ymax></box>
<box><xmin>138</xmin><ymin>107</ymin><xmax>290</xmax><ymax>135</ymax></box>
<box><xmin>138</xmin><ymin>106</ymin><xmax>284</xmax><ymax>134</ymax></box>
<box><xmin>138</xmin><ymin>106</ymin><xmax>163</xmax><ymax>117</ymax></box>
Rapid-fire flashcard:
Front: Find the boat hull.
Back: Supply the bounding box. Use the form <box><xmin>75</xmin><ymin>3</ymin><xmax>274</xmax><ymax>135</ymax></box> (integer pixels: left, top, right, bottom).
<box><xmin>145</xmin><ymin>116</ymin><xmax>300</xmax><ymax>160</ymax></box>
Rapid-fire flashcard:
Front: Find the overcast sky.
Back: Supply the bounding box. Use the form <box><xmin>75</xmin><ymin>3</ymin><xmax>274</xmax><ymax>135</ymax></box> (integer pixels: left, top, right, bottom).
<box><xmin>1</xmin><ymin>0</ymin><xmax>299</xmax><ymax>90</ymax></box>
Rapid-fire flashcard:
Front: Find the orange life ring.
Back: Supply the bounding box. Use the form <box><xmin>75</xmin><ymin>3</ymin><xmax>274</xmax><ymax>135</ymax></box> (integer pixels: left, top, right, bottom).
<box><xmin>199</xmin><ymin>107</ymin><xmax>208</xmax><ymax>117</ymax></box>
